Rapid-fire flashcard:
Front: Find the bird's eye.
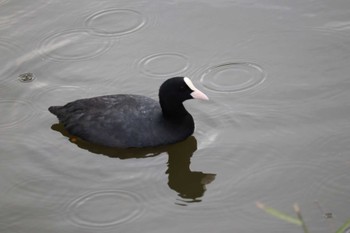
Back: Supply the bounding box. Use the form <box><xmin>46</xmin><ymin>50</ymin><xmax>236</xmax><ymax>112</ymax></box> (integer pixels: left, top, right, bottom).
<box><xmin>179</xmin><ymin>85</ymin><xmax>186</xmax><ymax>91</ymax></box>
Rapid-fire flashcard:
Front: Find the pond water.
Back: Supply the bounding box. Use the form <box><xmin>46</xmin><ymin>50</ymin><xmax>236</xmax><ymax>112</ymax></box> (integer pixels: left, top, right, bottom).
<box><xmin>1</xmin><ymin>0</ymin><xmax>350</xmax><ymax>232</ymax></box>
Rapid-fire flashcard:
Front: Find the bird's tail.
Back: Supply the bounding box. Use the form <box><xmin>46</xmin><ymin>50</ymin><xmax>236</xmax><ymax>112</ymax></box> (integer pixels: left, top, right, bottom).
<box><xmin>48</xmin><ymin>106</ymin><xmax>62</xmax><ymax>116</ymax></box>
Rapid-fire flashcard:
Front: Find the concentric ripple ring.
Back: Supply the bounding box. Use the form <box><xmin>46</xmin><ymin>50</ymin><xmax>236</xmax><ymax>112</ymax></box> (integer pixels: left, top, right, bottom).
<box><xmin>200</xmin><ymin>62</ymin><xmax>266</xmax><ymax>93</ymax></box>
<box><xmin>138</xmin><ymin>53</ymin><xmax>190</xmax><ymax>78</ymax></box>
<box><xmin>85</xmin><ymin>9</ymin><xmax>146</xmax><ymax>36</ymax></box>
<box><xmin>38</xmin><ymin>29</ymin><xmax>114</xmax><ymax>61</ymax></box>
<box><xmin>0</xmin><ymin>99</ymin><xmax>35</xmax><ymax>129</ymax></box>
<box><xmin>66</xmin><ymin>190</ymin><xmax>145</xmax><ymax>228</ymax></box>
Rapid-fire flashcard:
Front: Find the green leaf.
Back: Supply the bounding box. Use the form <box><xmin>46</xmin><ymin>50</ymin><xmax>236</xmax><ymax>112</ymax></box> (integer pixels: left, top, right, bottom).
<box><xmin>335</xmin><ymin>219</ymin><xmax>350</xmax><ymax>233</ymax></box>
<box><xmin>256</xmin><ymin>202</ymin><xmax>302</xmax><ymax>226</ymax></box>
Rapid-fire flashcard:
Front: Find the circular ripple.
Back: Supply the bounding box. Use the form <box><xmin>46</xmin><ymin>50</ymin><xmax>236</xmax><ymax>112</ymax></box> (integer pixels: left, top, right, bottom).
<box><xmin>2</xmin><ymin>177</ymin><xmax>72</xmax><ymax>209</ymax></box>
<box><xmin>0</xmin><ymin>173</ymin><xmax>87</xmax><ymax>228</ymax></box>
<box><xmin>138</xmin><ymin>53</ymin><xmax>190</xmax><ymax>78</ymax></box>
<box><xmin>316</xmin><ymin>174</ymin><xmax>350</xmax><ymax>201</ymax></box>
<box><xmin>0</xmin><ymin>100</ymin><xmax>35</xmax><ymax>129</ymax></box>
<box><xmin>66</xmin><ymin>190</ymin><xmax>144</xmax><ymax>228</ymax></box>
<box><xmin>85</xmin><ymin>9</ymin><xmax>146</xmax><ymax>37</ymax></box>
<box><xmin>0</xmin><ymin>39</ymin><xmax>22</xmax><ymax>83</ymax></box>
<box><xmin>224</xmin><ymin>161</ymin><xmax>335</xmax><ymax>228</ymax></box>
<box><xmin>312</xmin><ymin>172</ymin><xmax>350</xmax><ymax>221</ymax></box>
<box><xmin>200</xmin><ymin>62</ymin><xmax>266</xmax><ymax>93</ymax></box>
<box><xmin>38</xmin><ymin>29</ymin><xmax>114</xmax><ymax>61</ymax></box>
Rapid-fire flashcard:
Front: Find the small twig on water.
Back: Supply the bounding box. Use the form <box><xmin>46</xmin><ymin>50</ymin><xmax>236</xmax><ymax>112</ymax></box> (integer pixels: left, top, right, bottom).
<box><xmin>293</xmin><ymin>203</ymin><xmax>309</xmax><ymax>233</ymax></box>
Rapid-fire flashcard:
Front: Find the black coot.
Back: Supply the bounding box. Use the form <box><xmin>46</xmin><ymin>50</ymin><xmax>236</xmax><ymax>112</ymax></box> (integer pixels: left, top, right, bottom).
<box><xmin>49</xmin><ymin>77</ymin><xmax>208</xmax><ymax>148</ymax></box>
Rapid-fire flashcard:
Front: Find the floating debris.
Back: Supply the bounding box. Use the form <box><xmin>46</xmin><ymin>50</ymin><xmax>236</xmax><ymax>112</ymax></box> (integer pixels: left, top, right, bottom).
<box><xmin>324</xmin><ymin>212</ymin><xmax>333</xmax><ymax>219</ymax></box>
<box><xmin>18</xmin><ymin>72</ymin><xmax>35</xmax><ymax>83</ymax></box>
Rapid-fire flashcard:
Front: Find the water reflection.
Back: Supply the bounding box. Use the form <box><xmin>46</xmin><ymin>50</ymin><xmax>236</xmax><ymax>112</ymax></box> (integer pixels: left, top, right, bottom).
<box><xmin>166</xmin><ymin>139</ymin><xmax>216</xmax><ymax>202</ymax></box>
<box><xmin>51</xmin><ymin>123</ymin><xmax>216</xmax><ymax>202</ymax></box>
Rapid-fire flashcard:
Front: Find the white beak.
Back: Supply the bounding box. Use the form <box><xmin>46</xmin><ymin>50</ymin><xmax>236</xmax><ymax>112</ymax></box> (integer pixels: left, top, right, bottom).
<box><xmin>184</xmin><ymin>77</ymin><xmax>209</xmax><ymax>101</ymax></box>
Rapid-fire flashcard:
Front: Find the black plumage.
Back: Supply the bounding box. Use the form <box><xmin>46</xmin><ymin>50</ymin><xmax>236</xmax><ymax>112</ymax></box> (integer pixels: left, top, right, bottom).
<box><xmin>49</xmin><ymin>77</ymin><xmax>208</xmax><ymax>148</ymax></box>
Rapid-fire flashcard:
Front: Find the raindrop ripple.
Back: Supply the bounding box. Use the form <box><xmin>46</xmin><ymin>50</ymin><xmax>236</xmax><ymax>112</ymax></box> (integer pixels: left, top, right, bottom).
<box><xmin>0</xmin><ymin>99</ymin><xmax>35</xmax><ymax>129</ymax></box>
<box><xmin>200</xmin><ymin>62</ymin><xmax>266</xmax><ymax>93</ymax></box>
<box><xmin>38</xmin><ymin>29</ymin><xmax>114</xmax><ymax>61</ymax></box>
<box><xmin>138</xmin><ymin>53</ymin><xmax>190</xmax><ymax>78</ymax></box>
<box><xmin>66</xmin><ymin>189</ymin><xmax>145</xmax><ymax>228</ymax></box>
<box><xmin>85</xmin><ymin>9</ymin><xmax>146</xmax><ymax>37</ymax></box>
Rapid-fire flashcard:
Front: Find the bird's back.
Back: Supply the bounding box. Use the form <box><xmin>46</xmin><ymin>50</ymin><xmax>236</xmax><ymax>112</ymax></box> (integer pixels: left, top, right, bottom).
<box><xmin>49</xmin><ymin>94</ymin><xmax>193</xmax><ymax>148</ymax></box>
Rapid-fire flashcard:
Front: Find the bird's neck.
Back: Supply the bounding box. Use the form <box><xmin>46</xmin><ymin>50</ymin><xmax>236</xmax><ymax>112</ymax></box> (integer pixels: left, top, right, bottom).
<box><xmin>160</xmin><ymin>99</ymin><xmax>189</xmax><ymax>119</ymax></box>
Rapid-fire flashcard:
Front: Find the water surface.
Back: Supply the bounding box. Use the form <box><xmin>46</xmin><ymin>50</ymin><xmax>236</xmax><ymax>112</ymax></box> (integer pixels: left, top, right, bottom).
<box><xmin>1</xmin><ymin>1</ymin><xmax>350</xmax><ymax>232</ymax></box>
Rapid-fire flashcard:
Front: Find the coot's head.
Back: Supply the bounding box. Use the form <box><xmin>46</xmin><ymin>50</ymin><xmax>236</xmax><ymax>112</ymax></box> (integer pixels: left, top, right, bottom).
<box><xmin>159</xmin><ymin>77</ymin><xmax>209</xmax><ymax>103</ymax></box>
<box><xmin>159</xmin><ymin>77</ymin><xmax>208</xmax><ymax>117</ymax></box>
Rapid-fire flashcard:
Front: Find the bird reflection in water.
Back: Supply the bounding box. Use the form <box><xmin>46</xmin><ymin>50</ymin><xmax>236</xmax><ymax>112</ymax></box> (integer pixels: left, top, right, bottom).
<box><xmin>51</xmin><ymin>124</ymin><xmax>216</xmax><ymax>203</ymax></box>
